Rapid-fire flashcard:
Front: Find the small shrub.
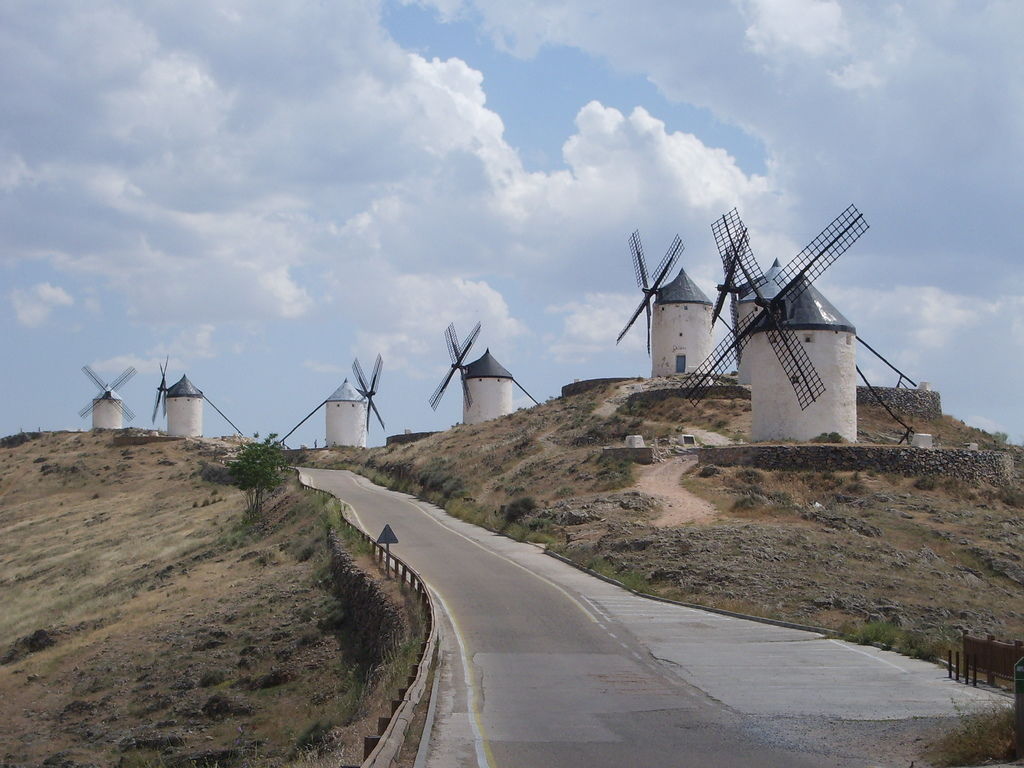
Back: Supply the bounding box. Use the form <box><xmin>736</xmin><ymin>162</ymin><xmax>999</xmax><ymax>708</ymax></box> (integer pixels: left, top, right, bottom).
<box><xmin>810</xmin><ymin>432</ymin><xmax>845</xmax><ymax>443</ymax></box>
<box><xmin>698</xmin><ymin>464</ymin><xmax>721</xmax><ymax>478</ymax></box>
<box><xmin>294</xmin><ymin>719</ymin><xmax>334</xmax><ymax>752</ymax></box>
<box><xmin>198</xmin><ymin>669</ymin><xmax>226</xmax><ymax>688</ymax></box>
<box><xmin>929</xmin><ymin>703</ymin><xmax>1014</xmax><ymax>767</ymax></box>
<box><xmin>998</xmin><ymin>487</ymin><xmax>1024</xmax><ymax>508</ymax></box>
<box><xmin>847</xmin><ymin>620</ymin><xmax>902</xmax><ymax>648</ymax></box>
<box><xmin>199</xmin><ymin>461</ymin><xmax>234</xmax><ymax>485</ymax></box>
<box><xmin>503</xmin><ymin>496</ymin><xmax>537</xmax><ymax>525</ymax></box>
<box><xmin>913</xmin><ymin>475</ymin><xmax>937</xmax><ymax>491</ymax></box>
<box><xmin>736</xmin><ymin>468</ymin><xmax>763</xmax><ymax>484</ymax></box>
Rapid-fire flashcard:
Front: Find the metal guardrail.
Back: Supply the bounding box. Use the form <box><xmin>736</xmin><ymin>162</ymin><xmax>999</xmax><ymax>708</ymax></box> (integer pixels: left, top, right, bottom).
<box><xmin>294</xmin><ymin>471</ymin><xmax>437</xmax><ymax>768</ymax></box>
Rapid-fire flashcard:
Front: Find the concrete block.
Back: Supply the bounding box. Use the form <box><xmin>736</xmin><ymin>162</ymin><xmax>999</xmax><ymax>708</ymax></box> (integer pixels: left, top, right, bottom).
<box><xmin>625</xmin><ymin>435</ymin><xmax>646</xmax><ymax>448</ymax></box>
<box><xmin>911</xmin><ymin>433</ymin><xmax>934</xmax><ymax>448</ymax></box>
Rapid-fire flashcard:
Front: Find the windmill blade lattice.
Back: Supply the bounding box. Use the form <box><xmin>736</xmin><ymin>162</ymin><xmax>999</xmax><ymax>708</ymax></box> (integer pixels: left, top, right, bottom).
<box><xmin>353</xmin><ymin>354</ymin><xmax>385</xmax><ymax>432</ymax></box>
<box><xmin>429</xmin><ymin>322</ymin><xmax>481</xmax><ymax>410</ymax></box>
<box><xmin>685</xmin><ymin>205</ymin><xmax>866</xmax><ymax>409</ymax></box>
<box><xmin>616</xmin><ymin>232</ymin><xmax>684</xmax><ymax>353</ymax></box>
<box><xmin>776</xmin><ymin>205</ymin><xmax>868</xmax><ymax>302</ymax></box>
<box><xmin>152</xmin><ymin>357</ymin><xmax>169</xmax><ymax>423</ymax></box>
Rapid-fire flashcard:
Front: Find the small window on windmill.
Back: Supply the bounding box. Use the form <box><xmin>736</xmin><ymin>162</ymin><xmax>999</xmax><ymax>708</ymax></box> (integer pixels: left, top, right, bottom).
<box><xmin>683</xmin><ymin>305</ymin><xmax>689</xmax><ymax>311</ymax></box>
<box><xmin>804</xmin><ymin>334</ymin><xmax>813</xmax><ymax>343</ymax></box>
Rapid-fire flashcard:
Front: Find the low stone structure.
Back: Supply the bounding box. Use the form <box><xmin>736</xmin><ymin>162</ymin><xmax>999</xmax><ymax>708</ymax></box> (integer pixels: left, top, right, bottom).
<box><xmin>856</xmin><ymin>386</ymin><xmax>942</xmax><ymax>419</ymax></box>
<box><xmin>698</xmin><ymin>444</ymin><xmax>1013</xmax><ymax>485</ymax></box>
<box><xmin>561</xmin><ymin>377</ymin><xmax>633</xmax><ymax>398</ymax></box>
<box><xmin>602</xmin><ymin>446</ymin><xmax>655</xmax><ymax>465</ymax></box>
<box><xmin>626</xmin><ymin>385</ymin><xmax>751</xmax><ymax>407</ymax></box>
<box><xmin>385</xmin><ymin>430</ymin><xmax>438</xmax><ymax>447</ymax></box>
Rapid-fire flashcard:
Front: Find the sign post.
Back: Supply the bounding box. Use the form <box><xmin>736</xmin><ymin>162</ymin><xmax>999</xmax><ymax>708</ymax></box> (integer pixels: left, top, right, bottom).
<box><xmin>1015</xmin><ymin>657</ymin><xmax>1024</xmax><ymax>759</ymax></box>
<box><xmin>377</xmin><ymin>524</ymin><xmax>399</xmax><ymax>578</ymax></box>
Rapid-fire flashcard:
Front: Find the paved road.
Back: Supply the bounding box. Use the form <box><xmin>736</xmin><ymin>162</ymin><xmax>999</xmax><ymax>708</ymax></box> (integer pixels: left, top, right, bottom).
<box><xmin>299</xmin><ymin>469</ymin><xmax>1001</xmax><ymax>768</ymax></box>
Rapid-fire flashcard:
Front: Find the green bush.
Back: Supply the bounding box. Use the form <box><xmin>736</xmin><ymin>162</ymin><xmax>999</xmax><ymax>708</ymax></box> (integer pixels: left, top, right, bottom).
<box><xmin>810</xmin><ymin>432</ymin><xmax>845</xmax><ymax>443</ymax></box>
<box><xmin>502</xmin><ymin>496</ymin><xmax>537</xmax><ymax>524</ymax></box>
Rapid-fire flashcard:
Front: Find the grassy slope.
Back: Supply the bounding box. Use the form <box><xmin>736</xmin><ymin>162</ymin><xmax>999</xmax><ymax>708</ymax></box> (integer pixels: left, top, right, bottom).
<box><xmin>0</xmin><ymin>431</ymin><xmax>418</xmax><ymax>768</ymax></box>
<box><xmin>304</xmin><ymin>381</ymin><xmax>1024</xmax><ymax>649</ymax></box>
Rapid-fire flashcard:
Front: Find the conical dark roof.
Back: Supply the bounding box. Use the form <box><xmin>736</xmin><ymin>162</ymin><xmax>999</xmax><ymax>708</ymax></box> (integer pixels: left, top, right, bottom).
<box><xmin>326</xmin><ymin>379</ymin><xmax>364</xmax><ymax>402</ymax></box>
<box><xmin>463</xmin><ymin>349</ymin><xmax>513</xmax><ymax>379</ymax></box>
<box><xmin>751</xmin><ymin>277</ymin><xmax>855</xmax><ymax>334</ymax></box>
<box><xmin>166</xmin><ymin>375</ymin><xmax>203</xmax><ymax>398</ymax></box>
<box><xmin>656</xmin><ymin>267</ymin><xmax>712</xmax><ymax>306</ymax></box>
<box><xmin>738</xmin><ymin>259</ymin><xmax>785</xmax><ymax>304</ymax></box>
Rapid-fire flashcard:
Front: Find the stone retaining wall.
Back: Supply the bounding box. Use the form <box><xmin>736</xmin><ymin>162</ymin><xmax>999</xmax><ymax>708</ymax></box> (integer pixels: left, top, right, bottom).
<box><xmin>560</xmin><ymin>378</ymin><xmax>633</xmax><ymax>398</ymax></box>
<box><xmin>385</xmin><ymin>431</ymin><xmax>438</xmax><ymax>447</ymax></box>
<box><xmin>699</xmin><ymin>444</ymin><xmax>1013</xmax><ymax>485</ymax></box>
<box><xmin>856</xmin><ymin>386</ymin><xmax>942</xmax><ymax>419</ymax></box>
<box><xmin>626</xmin><ymin>385</ymin><xmax>751</xmax><ymax>406</ymax></box>
<box><xmin>601</xmin><ymin>446</ymin><xmax>655</xmax><ymax>465</ymax></box>
<box><xmin>327</xmin><ymin>530</ymin><xmax>407</xmax><ymax>668</ymax></box>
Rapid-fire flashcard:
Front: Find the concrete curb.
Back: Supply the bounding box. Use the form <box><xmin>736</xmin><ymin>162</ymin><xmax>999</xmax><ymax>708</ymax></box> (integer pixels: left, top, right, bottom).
<box><xmin>542</xmin><ymin>549</ymin><xmax>840</xmax><ymax>637</ymax></box>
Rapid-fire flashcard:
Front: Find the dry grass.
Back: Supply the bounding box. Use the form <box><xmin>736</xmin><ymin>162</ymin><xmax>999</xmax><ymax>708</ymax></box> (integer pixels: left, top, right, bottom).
<box><xmin>926</xmin><ymin>702</ymin><xmax>1016</xmax><ymax>766</ymax></box>
<box><xmin>0</xmin><ymin>431</ymin><xmax>422</xmax><ymax>767</ymax></box>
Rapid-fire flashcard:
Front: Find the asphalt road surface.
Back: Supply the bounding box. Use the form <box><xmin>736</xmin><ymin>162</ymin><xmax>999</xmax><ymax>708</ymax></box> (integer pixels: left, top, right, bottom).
<box><xmin>299</xmin><ymin>468</ymin><xmax>1001</xmax><ymax>768</ymax></box>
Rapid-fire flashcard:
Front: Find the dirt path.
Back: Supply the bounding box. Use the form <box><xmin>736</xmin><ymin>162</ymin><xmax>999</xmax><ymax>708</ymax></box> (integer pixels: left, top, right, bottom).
<box><xmin>635</xmin><ymin>457</ymin><xmax>718</xmax><ymax>526</ymax></box>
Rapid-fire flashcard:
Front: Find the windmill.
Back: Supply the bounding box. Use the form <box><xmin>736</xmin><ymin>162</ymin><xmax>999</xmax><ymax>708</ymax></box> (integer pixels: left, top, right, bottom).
<box><xmin>429</xmin><ymin>321</ymin><xmax>482</xmax><ymax>413</ymax></box>
<box><xmin>79</xmin><ymin>365</ymin><xmax>136</xmax><ymax>430</ymax></box>
<box><xmin>278</xmin><ymin>354</ymin><xmax>385</xmax><ymax>448</ymax></box>
<box><xmin>683</xmin><ymin>205</ymin><xmax>869</xmax><ymax>441</ymax></box>
<box><xmin>616</xmin><ymin>231</ymin><xmax>685</xmax><ymax>354</ymax></box>
<box><xmin>429</xmin><ymin>323</ymin><xmax>538</xmax><ymax>425</ymax></box>
<box><xmin>151</xmin><ymin>357</ymin><xmax>170</xmax><ymax>424</ymax></box>
<box><xmin>352</xmin><ymin>355</ymin><xmax>385</xmax><ymax>435</ymax></box>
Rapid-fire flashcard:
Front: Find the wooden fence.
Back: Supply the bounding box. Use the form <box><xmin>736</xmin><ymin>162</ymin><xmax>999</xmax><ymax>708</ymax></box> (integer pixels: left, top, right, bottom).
<box><xmin>950</xmin><ymin>631</ymin><xmax>1024</xmax><ymax>687</ymax></box>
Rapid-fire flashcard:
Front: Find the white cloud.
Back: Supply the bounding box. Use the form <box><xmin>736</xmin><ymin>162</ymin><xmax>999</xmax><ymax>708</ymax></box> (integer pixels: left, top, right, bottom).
<box><xmin>10</xmin><ymin>282</ymin><xmax>74</xmax><ymax>327</ymax></box>
<box><xmin>740</xmin><ymin>0</ymin><xmax>849</xmax><ymax>58</ymax></box>
<box><xmin>341</xmin><ymin>270</ymin><xmax>526</xmax><ymax>381</ymax></box>
<box><xmin>546</xmin><ymin>291</ymin><xmax>646</xmax><ymax>364</ymax></box>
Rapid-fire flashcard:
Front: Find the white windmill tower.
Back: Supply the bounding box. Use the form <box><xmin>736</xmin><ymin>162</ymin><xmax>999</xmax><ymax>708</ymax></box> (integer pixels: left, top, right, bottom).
<box><xmin>278</xmin><ymin>355</ymin><xmax>385</xmax><ymax>449</ymax></box>
<box><xmin>683</xmin><ymin>206</ymin><xmax>869</xmax><ymax>443</ymax></box>
<box><xmin>165</xmin><ymin>375</ymin><xmax>204</xmax><ymax>437</ymax></box>
<box><xmin>152</xmin><ymin>369</ymin><xmax>243</xmax><ymax>438</ymax></box>
<box><xmin>429</xmin><ymin>323</ymin><xmax>538</xmax><ymax>425</ymax></box>
<box><xmin>325</xmin><ymin>380</ymin><xmax>367</xmax><ymax>447</ymax></box>
<box><xmin>650</xmin><ymin>268</ymin><xmax>713</xmax><ymax>377</ymax></box>
<box><xmin>79</xmin><ymin>365</ymin><xmax>136</xmax><ymax>430</ymax></box>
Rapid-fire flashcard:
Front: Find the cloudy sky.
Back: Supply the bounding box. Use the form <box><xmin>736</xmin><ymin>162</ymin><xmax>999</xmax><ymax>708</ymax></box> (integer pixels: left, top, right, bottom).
<box><xmin>2</xmin><ymin>0</ymin><xmax>1021</xmax><ymax>446</ymax></box>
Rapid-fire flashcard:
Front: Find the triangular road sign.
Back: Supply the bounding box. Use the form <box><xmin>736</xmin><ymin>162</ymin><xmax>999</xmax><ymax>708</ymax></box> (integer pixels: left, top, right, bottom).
<box><xmin>376</xmin><ymin>524</ymin><xmax>399</xmax><ymax>545</ymax></box>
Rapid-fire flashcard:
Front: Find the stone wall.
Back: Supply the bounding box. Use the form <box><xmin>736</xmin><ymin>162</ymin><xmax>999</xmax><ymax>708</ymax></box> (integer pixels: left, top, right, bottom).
<box><xmin>856</xmin><ymin>386</ymin><xmax>942</xmax><ymax>419</ymax></box>
<box><xmin>601</xmin><ymin>446</ymin><xmax>655</xmax><ymax>465</ymax></box>
<box><xmin>327</xmin><ymin>530</ymin><xmax>407</xmax><ymax>668</ymax></box>
<box><xmin>560</xmin><ymin>378</ymin><xmax>633</xmax><ymax>398</ymax></box>
<box><xmin>385</xmin><ymin>431</ymin><xmax>438</xmax><ymax>447</ymax></box>
<box><xmin>699</xmin><ymin>444</ymin><xmax>1013</xmax><ymax>485</ymax></box>
<box><xmin>626</xmin><ymin>385</ymin><xmax>751</xmax><ymax>407</ymax></box>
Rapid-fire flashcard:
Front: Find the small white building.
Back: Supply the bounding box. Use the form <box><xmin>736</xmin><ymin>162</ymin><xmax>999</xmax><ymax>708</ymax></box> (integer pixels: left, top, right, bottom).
<box><xmin>91</xmin><ymin>392</ymin><xmax>125</xmax><ymax>430</ymax></box>
<box><xmin>462</xmin><ymin>349</ymin><xmax>515</xmax><ymax>425</ymax></box>
<box><xmin>747</xmin><ymin>278</ymin><xmax>858</xmax><ymax>443</ymax></box>
<box><xmin>325</xmin><ymin>379</ymin><xmax>367</xmax><ymax>448</ymax></box>
<box><xmin>166</xmin><ymin>375</ymin><xmax>204</xmax><ymax>437</ymax></box>
<box><xmin>651</xmin><ymin>267</ymin><xmax>713</xmax><ymax>377</ymax></box>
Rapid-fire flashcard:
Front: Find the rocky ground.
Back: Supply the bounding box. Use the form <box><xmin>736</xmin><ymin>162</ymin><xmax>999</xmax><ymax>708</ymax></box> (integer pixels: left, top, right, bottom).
<box><xmin>0</xmin><ymin>430</ymin><xmax>412</xmax><ymax>768</ymax></box>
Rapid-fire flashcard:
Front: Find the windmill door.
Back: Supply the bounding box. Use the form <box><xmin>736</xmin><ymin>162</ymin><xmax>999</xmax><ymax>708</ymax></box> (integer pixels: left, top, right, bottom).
<box><xmin>675</xmin><ymin>355</ymin><xmax>686</xmax><ymax>373</ymax></box>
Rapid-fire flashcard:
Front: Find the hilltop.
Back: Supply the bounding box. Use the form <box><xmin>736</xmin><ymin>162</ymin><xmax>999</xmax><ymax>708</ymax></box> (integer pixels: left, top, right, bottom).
<box><xmin>0</xmin><ymin>430</ymin><xmax>416</xmax><ymax>767</ymax></box>
<box><xmin>302</xmin><ymin>379</ymin><xmax>1024</xmax><ymax>647</ymax></box>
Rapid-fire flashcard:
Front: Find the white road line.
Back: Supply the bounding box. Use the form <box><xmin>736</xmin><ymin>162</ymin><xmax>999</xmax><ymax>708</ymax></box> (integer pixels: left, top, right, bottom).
<box><xmin>827</xmin><ymin>638</ymin><xmax>909</xmax><ymax>672</ymax></box>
